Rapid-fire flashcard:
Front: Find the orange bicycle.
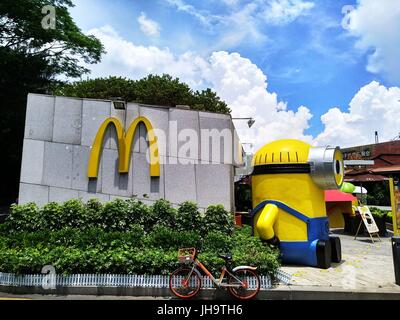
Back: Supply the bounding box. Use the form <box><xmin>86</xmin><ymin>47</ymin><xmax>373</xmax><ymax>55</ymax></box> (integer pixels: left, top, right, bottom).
<box><xmin>169</xmin><ymin>248</ymin><xmax>260</xmax><ymax>300</ymax></box>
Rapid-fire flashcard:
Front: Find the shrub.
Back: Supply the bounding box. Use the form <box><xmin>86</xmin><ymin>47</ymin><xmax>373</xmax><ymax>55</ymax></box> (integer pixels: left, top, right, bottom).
<box><xmin>0</xmin><ymin>199</ymin><xmax>281</xmax><ymax>276</ymax></box>
<box><xmin>145</xmin><ymin>225</ymin><xmax>201</xmax><ymax>249</ymax></box>
<box><xmin>41</xmin><ymin>202</ymin><xmax>63</xmax><ymax>230</ymax></box>
<box><xmin>5</xmin><ymin>203</ymin><xmax>40</xmax><ymax>232</ymax></box>
<box><xmin>100</xmin><ymin>199</ymin><xmax>130</xmax><ymax>231</ymax></box>
<box><xmin>176</xmin><ymin>201</ymin><xmax>203</xmax><ymax>232</ymax></box>
<box><xmin>61</xmin><ymin>199</ymin><xmax>89</xmax><ymax>229</ymax></box>
<box><xmin>232</xmin><ymin>226</ymin><xmax>281</xmax><ymax>277</ymax></box>
<box><xmin>126</xmin><ymin>199</ymin><xmax>151</xmax><ymax>230</ymax></box>
<box><xmin>370</xmin><ymin>207</ymin><xmax>388</xmax><ymax>219</ymax></box>
<box><xmin>84</xmin><ymin>198</ymin><xmax>103</xmax><ymax>228</ymax></box>
<box><xmin>150</xmin><ymin>199</ymin><xmax>177</xmax><ymax>230</ymax></box>
<box><xmin>0</xmin><ymin>226</ymin><xmax>280</xmax><ymax>276</ymax></box>
<box><xmin>0</xmin><ymin>248</ymin><xmax>46</xmax><ymax>274</ymax></box>
<box><xmin>202</xmin><ymin>231</ymin><xmax>233</xmax><ymax>253</ymax></box>
<box><xmin>3</xmin><ymin>199</ymin><xmax>236</xmax><ymax>236</ymax></box>
<box><xmin>203</xmin><ymin>205</ymin><xmax>234</xmax><ymax>235</ymax></box>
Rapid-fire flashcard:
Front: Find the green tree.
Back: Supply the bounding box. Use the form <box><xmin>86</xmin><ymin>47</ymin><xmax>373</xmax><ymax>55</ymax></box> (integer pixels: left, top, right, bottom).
<box><xmin>134</xmin><ymin>74</ymin><xmax>194</xmax><ymax>107</ymax></box>
<box><xmin>54</xmin><ymin>75</ymin><xmax>231</xmax><ymax>114</ymax></box>
<box><xmin>53</xmin><ymin>76</ymin><xmax>137</xmax><ymax>101</ymax></box>
<box><xmin>0</xmin><ymin>0</ymin><xmax>104</xmax><ymax>206</ymax></box>
<box><xmin>192</xmin><ymin>88</ymin><xmax>230</xmax><ymax>114</ymax></box>
<box><xmin>0</xmin><ymin>0</ymin><xmax>104</xmax><ymax>78</ymax></box>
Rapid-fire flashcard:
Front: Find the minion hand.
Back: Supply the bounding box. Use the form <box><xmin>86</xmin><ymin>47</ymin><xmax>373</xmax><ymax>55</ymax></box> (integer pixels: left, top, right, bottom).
<box><xmin>263</xmin><ymin>236</ymin><xmax>280</xmax><ymax>248</ymax></box>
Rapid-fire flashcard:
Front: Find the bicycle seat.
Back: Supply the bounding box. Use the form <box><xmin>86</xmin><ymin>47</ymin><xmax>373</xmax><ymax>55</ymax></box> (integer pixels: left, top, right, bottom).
<box><xmin>218</xmin><ymin>253</ymin><xmax>232</xmax><ymax>261</ymax></box>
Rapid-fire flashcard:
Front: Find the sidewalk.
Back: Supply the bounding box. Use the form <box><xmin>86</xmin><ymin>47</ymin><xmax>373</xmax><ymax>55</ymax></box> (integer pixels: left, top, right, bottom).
<box><xmin>275</xmin><ymin>229</ymin><xmax>400</xmax><ymax>299</ymax></box>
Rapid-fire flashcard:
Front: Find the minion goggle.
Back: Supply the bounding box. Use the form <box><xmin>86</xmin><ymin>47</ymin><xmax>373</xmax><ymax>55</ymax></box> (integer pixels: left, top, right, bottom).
<box><xmin>252</xmin><ymin>146</ymin><xmax>344</xmax><ymax>190</ymax></box>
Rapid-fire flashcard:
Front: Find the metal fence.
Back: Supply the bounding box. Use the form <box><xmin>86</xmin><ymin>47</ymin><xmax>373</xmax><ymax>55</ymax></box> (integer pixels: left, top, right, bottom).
<box><xmin>0</xmin><ymin>270</ymin><xmax>291</xmax><ymax>290</ymax></box>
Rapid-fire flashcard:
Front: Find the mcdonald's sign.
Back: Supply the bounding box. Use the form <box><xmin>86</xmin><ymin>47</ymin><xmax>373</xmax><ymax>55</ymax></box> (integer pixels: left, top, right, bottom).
<box><xmin>87</xmin><ymin>116</ymin><xmax>160</xmax><ymax>178</ymax></box>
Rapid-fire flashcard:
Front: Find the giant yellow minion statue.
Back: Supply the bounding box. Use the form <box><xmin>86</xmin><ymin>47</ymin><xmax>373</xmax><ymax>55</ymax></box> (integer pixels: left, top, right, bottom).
<box><xmin>251</xmin><ymin>140</ymin><xmax>344</xmax><ymax>269</ymax></box>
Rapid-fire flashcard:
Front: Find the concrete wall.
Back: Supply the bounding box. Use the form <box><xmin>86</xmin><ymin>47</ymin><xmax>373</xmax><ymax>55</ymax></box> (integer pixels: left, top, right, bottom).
<box><xmin>19</xmin><ymin>94</ymin><xmax>242</xmax><ymax>211</ymax></box>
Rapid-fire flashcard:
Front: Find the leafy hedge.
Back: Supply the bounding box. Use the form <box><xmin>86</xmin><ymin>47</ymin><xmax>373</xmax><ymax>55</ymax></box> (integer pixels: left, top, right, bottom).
<box><xmin>370</xmin><ymin>207</ymin><xmax>394</xmax><ymax>224</ymax></box>
<box><xmin>3</xmin><ymin>199</ymin><xmax>234</xmax><ymax>235</ymax></box>
<box><xmin>0</xmin><ymin>199</ymin><xmax>280</xmax><ymax>276</ymax></box>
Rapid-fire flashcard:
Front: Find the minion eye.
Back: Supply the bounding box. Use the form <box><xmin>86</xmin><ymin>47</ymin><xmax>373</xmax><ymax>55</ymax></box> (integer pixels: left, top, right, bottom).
<box><xmin>335</xmin><ymin>160</ymin><xmax>341</xmax><ymax>174</ymax></box>
<box><xmin>308</xmin><ymin>146</ymin><xmax>344</xmax><ymax>190</ymax></box>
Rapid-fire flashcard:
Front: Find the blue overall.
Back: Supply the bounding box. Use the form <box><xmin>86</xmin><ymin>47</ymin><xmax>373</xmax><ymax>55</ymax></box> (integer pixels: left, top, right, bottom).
<box><xmin>251</xmin><ymin>200</ymin><xmax>329</xmax><ymax>267</ymax></box>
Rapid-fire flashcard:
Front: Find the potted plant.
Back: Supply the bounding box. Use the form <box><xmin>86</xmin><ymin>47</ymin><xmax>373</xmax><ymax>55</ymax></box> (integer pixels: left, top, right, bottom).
<box><xmin>370</xmin><ymin>207</ymin><xmax>388</xmax><ymax>237</ymax></box>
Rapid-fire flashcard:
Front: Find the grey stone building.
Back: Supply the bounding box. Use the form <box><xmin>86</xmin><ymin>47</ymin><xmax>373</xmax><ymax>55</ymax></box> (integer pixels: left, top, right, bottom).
<box><xmin>19</xmin><ymin>93</ymin><xmax>243</xmax><ymax>211</ymax></box>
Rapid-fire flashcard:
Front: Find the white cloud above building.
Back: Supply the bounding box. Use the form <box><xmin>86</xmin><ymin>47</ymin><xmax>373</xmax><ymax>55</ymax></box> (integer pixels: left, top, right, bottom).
<box><xmin>347</xmin><ymin>0</ymin><xmax>400</xmax><ymax>83</ymax></box>
<box><xmin>84</xmin><ymin>25</ymin><xmax>400</xmax><ymax>150</ymax></box>
<box><xmin>138</xmin><ymin>12</ymin><xmax>161</xmax><ymax>37</ymax></box>
<box><xmin>315</xmin><ymin>81</ymin><xmax>400</xmax><ymax>147</ymax></box>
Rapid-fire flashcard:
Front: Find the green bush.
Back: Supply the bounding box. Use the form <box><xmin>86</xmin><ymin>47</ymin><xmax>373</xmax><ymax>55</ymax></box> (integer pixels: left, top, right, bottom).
<box><xmin>0</xmin><ymin>226</ymin><xmax>145</xmax><ymax>251</ymax></box>
<box><xmin>145</xmin><ymin>225</ymin><xmax>201</xmax><ymax>249</ymax></box>
<box><xmin>0</xmin><ymin>226</ymin><xmax>281</xmax><ymax>276</ymax></box>
<box><xmin>370</xmin><ymin>207</ymin><xmax>388</xmax><ymax>219</ymax></box>
<box><xmin>126</xmin><ymin>199</ymin><xmax>152</xmax><ymax>231</ymax></box>
<box><xmin>5</xmin><ymin>203</ymin><xmax>40</xmax><ymax>232</ymax></box>
<box><xmin>232</xmin><ymin>226</ymin><xmax>281</xmax><ymax>277</ymax></box>
<box><xmin>0</xmin><ymin>199</ymin><xmax>281</xmax><ymax>276</ymax></box>
<box><xmin>202</xmin><ymin>231</ymin><xmax>233</xmax><ymax>253</ymax></box>
<box><xmin>60</xmin><ymin>199</ymin><xmax>87</xmax><ymax>229</ymax></box>
<box><xmin>203</xmin><ymin>205</ymin><xmax>234</xmax><ymax>235</ymax></box>
<box><xmin>175</xmin><ymin>201</ymin><xmax>203</xmax><ymax>233</ymax></box>
<box><xmin>0</xmin><ymin>248</ymin><xmax>46</xmax><ymax>274</ymax></box>
<box><xmin>41</xmin><ymin>202</ymin><xmax>63</xmax><ymax>230</ymax></box>
<box><xmin>150</xmin><ymin>199</ymin><xmax>177</xmax><ymax>230</ymax></box>
<box><xmin>100</xmin><ymin>199</ymin><xmax>130</xmax><ymax>231</ymax></box>
<box><xmin>3</xmin><ymin>199</ymin><xmax>235</xmax><ymax>236</ymax></box>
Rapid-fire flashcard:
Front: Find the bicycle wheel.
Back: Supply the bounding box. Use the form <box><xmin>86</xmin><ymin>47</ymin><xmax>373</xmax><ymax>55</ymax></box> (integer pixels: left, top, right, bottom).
<box><xmin>169</xmin><ymin>267</ymin><xmax>202</xmax><ymax>299</ymax></box>
<box><xmin>228</xmin><ymin>269</ymin><xmax>260</xmax><ymax>300</ymax></box>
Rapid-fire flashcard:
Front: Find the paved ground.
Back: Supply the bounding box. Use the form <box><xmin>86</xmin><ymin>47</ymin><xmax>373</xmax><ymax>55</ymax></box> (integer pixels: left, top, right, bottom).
<box><xmin>280</xmin><ymin>229</ymin><xmax>400</xmax><ymax>292</ymax></box>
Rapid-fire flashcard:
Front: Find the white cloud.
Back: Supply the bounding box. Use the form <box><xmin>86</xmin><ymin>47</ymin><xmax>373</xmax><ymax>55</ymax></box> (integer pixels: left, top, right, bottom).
<box><xmin>85</xmin><ymin>26</ymin><xmax>400</xmax><ymax>150</ymax></box>
<box><xmin>85</xmin><ymin>26</ymin><xmax>313</xmax><ymax>149</ymax></box>
<box><xmin>203</xmin><ymin>52</ymin><xmax>314</xmax><ymax>147</ymax></box>
<box><xmin>347</xmin><ymin>0</ymin><xmax>400</xmax><ymax>83</ymax></box>
<box><xmin>210</xmin><ymin>2</ymin><xmax>268</xmax><ymax>50</ymax></box>
<box><xmin>165</xmin><ymin>0</ymin><xmax>315</xmax><ymax>49</ymax></box>
<box><xmin>137</xmin><ymin>12</ymin><xmax>161</xmax><ymax>37</ymax></box>
<box><xmin>315</xmin><ymin>81</ymin><xmax>400</xmax><ymax>147</ymax></box>
<box><xmin>165</xmin><ymin>0</ymin><xmax>217</xmax><ymax>27</ymax></box>
<box><xmin>85</xmin><ymin>26</ymin><xmax>208</xmax><ymax>88</ymax></box>
<box><xmin>263</xmin><ymin>0</ymin><xmax>315</xmax><ymax>25</ymax></box>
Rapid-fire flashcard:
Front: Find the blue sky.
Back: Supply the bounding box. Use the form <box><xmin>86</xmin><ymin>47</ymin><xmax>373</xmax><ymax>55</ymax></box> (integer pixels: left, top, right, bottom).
<box><xmin>69</xmin><ymin>0</ymin><xmax>400</xmax><ymax>148</ymax></box>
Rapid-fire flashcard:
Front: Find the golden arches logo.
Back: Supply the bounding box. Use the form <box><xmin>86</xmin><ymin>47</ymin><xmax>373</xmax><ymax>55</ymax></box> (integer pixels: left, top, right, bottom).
<box><xmin>87</xmin><ymin>116</ymin><xmax>160</xmax><ymax>178</ymax></box>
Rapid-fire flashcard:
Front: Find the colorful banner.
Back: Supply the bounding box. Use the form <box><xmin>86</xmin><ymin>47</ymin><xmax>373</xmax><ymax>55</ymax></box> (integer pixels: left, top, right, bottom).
<box><xmin>389</xmin><ymin>178</ymin><xmax>400</xmax><ymax>236</ymax></box>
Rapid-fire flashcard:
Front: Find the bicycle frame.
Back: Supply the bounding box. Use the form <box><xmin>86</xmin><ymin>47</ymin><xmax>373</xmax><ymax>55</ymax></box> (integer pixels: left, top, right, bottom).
<box><xmin>187</xmin><ymin>258</ymin><xmax>245</xmax><ymax>289</ymax></box>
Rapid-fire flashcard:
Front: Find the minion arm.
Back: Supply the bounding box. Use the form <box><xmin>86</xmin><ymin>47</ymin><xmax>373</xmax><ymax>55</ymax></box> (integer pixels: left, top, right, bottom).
<box><xmin>256</xmin><ymin>204</ymin><xmax>279</xmax><ymax>240</ymax></box>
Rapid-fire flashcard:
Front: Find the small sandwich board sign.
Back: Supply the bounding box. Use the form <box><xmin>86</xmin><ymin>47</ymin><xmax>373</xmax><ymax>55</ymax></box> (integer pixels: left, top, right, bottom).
<box><xmin>355</xmin><ymin>206</ymin><xmax>381</xmax><ymax>243</ymax></box>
